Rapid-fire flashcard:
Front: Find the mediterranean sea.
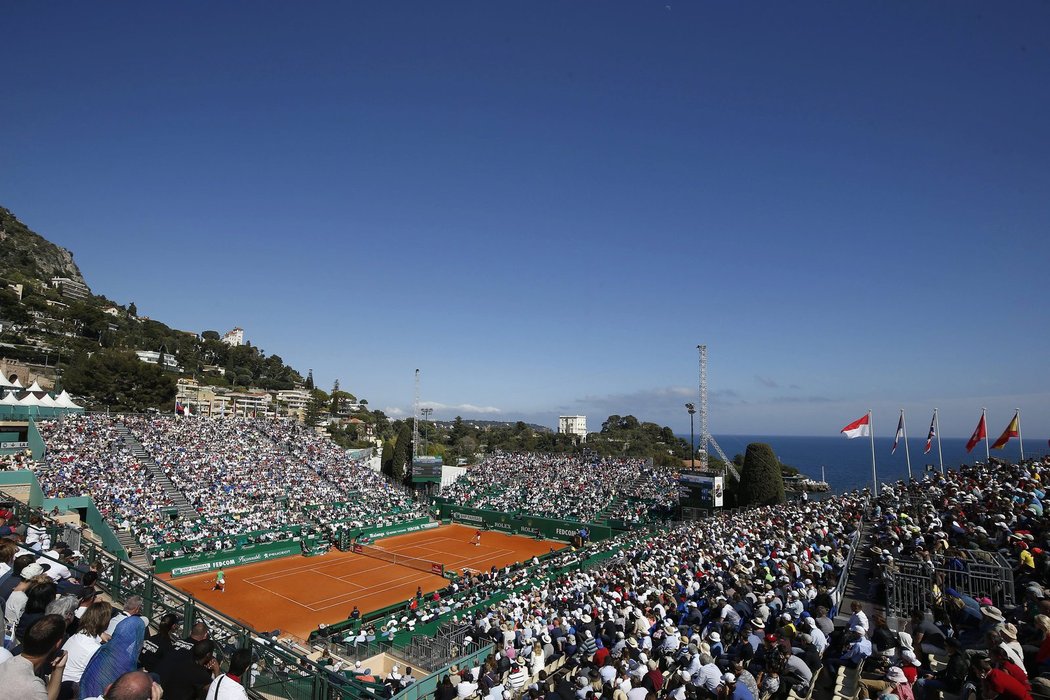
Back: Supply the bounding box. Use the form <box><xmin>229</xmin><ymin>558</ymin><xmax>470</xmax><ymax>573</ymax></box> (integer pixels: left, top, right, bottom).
<box><xmin>676</xmin><ymin>434</ymin><xmax>1047</xmax><ymax>494</ymax></box>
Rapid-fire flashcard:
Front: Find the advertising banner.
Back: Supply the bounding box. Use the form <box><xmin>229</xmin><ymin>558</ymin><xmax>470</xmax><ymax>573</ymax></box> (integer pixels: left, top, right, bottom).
<box><xmin>441</xmin><ymin>505</ymin><xmax>612</xmax><ymax>542</ymax></box>
<box><xmin>162</xmin><ymin>540</ymin><xmax>303</xmax><ymax>577</ymax></box>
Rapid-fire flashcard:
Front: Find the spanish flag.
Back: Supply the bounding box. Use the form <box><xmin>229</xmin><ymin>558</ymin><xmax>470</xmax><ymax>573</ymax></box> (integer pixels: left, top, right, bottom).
<box><xmin>992</xmin><ymin>412</ymin><xmax>1020</xmax><ymax>450</ymax></box>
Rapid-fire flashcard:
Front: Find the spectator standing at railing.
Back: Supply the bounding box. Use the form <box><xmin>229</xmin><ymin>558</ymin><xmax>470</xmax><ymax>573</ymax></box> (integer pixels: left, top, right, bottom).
<box><xmin>204</xmin><ymin>647</ymin><xmax>251</xmax><ymax>700</ymax></box>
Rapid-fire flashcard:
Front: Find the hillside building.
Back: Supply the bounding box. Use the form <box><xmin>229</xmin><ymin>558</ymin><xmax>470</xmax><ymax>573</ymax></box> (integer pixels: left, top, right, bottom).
<box><xmin>49</xmin><ymin>277</ymin><xmax>90</xmax><ymax>301</ymax></box>
<box><xmin>558</xmin><ymin>415</ymin><xmax>588</xmax><ymax>441</ymax></box>
<box><xmin>276</xmin><ymin>388</ymin><xmax>311</xmax><ymax>417</ymax></box>
<box><xmin>134</xmin><ymin>349</ymin><xmax>182</xmax><ymax>373</ymax></box>
<box><xmin>222</xmin><ymin>327</ymin><xmax>245</xmax><ymax>346</ymax></box>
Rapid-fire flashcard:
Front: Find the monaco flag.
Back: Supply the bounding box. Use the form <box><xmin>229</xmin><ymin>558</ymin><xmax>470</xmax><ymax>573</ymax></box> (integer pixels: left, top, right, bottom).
<box><xmin>965</xmin><ymin>413</ymin><xmax>987</xmax><ymax>453</ymax></box>
<box><xmin>841</xmin><ymin>413</ymin><xmax>871</xmax><ymax>439</ymax></box>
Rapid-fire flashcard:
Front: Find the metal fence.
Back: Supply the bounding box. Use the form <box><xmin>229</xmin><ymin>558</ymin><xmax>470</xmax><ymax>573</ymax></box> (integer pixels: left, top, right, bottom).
<box><xmin>887</xmin><ymin>549</ymin><xmax>1015</xmax><ymax>617</ymax></box>
<box><xmin>399</xmin><ymin>622</ymin><xmax>481</xmax><ymax>671</ymax></box>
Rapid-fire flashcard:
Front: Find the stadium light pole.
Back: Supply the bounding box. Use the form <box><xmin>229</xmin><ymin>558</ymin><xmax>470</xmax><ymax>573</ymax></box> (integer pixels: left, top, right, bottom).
<box><xmin>421</xmin><ymin>407</ymin><xmax>433</xmax><ymax>454</ymax></box>
<box><xmin>685</xmin><ymin>403</ymin><xmax>696</xmax><ymax>468</ymax></box>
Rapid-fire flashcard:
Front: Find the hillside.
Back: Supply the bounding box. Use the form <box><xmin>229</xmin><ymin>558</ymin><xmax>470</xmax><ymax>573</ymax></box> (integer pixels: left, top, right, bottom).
<box><xmin>0</xmin><ymin>205</ymin><xmax>304</xmax><ymax>407</ymax></box>
<box><xmin>0</xmin><ymin>207</ymin><xmax>89</xmax><ymax>289</ymax></box>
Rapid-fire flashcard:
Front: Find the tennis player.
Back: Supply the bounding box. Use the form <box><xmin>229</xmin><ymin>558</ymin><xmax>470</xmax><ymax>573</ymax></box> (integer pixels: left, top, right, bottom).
<box><xmin>471</xmin><ymin>529</ymin><xmax>481</xmax><ymax>547</ymax></box>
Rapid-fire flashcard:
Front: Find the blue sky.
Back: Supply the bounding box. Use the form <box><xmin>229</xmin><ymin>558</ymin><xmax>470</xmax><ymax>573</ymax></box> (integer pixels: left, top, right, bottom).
<box><xmin>3</xmin><ymin>2</ymin><xmax>1049</xmax><ymax>437</ymax></box>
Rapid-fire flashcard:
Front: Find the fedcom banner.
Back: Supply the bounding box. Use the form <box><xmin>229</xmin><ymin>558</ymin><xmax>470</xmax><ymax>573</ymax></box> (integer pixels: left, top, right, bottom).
<box><xmin>163</xmin><ymin>540</ymin><xmax>303</xmax><ymax>577</ymax></box>
<box><xmin>440</xmin><ymin>504</ymin><xmax>612</xmax><ymax>543</ymax></box>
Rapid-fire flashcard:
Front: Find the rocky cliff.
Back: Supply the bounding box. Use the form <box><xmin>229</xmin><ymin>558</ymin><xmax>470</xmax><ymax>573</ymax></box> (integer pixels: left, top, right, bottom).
<box><xmin>0</xmin><ymin>206</ymin><xmax>90</xmax><ymax>291</ymax></box>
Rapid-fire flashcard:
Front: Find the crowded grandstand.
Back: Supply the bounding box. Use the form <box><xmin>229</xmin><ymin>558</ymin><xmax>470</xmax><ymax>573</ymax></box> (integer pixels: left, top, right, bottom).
<box><xmin>0</xmin><ymin>415</ymin><xmax>1047</xmax><ymax>700</ymax></box>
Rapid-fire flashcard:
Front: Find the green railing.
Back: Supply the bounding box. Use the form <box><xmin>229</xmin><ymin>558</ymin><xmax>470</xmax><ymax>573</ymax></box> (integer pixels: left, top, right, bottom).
<box><xmin>392</xmin><ymin>643</ymin><xmax>496</xmax><ymax>700</ymax></box>
<box><xmin>42</xmin><ymin>496</ymin><xmax>129</xmax><ymax>560</ymax></box>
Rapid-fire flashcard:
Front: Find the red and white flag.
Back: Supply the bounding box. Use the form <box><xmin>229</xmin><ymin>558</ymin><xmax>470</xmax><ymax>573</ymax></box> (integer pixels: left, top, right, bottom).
<box><xmin>965</xmin><ymin>413</ymin><xmax>987</xmax><ymax>453</ymax></box>
<box><xmin>841</xmin><ymin>413</ymin><xmax>871</xmax><ymax>439</ymax></box>
<box><xmin>891</xmin><ymin>413</ymin><xmax>905</xmax><ymax>454</ymax></box>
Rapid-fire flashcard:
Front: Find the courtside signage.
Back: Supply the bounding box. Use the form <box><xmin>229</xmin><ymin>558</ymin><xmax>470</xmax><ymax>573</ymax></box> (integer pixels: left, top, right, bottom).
<box><xmin>166</xmin><ymin>540</ymin><xmax>302</xmax><ymax>577</ymax></box>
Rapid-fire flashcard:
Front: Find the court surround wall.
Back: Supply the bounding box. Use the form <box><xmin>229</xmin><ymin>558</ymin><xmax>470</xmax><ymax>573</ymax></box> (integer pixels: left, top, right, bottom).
<box><xmin>430</xmin><ymin>500</ymin><xmax>613</xmax><ymax>542</ymax></box>
<box><xmin>160</xmin><ymin>516</ymin><xmax>437</xmax><ymax>577</ymax></box>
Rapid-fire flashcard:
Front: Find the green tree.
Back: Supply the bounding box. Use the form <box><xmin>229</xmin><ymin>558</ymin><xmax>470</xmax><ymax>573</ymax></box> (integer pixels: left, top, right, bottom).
<box><xmin>380</xmin><ymin>438</ymin><xmax>395</xmax><ymax>477</ymax></box>
<box><xmin>201</xmin><ymin>330</ymin><xmax>220</xmax><ymax>341</ymax></box>
<box><xmin>390</xmin><ymin>422</ymin><xmax>413</xmax><ymax>482</ymax></box>
<box><xmin>737</xmin><ymin>442</ymin><xmax>786</xmax><ymax>507</ymax></box>
<box><xmin>0</xmin><ymin>288</ymin><xmax>29</xmax><ymax>323</ymax></box>
<box><xmin>303</xmin><ymin>389</ymin><xmax>329</xmax><ymax>427</ymax></box>
<box><xmin>305</xmin><ymin>369</ymin><xmax>314</xmax><ymax>390</ymax></box>
<box><xmin>63</xmin><ymin>349</ymin><xmax>176</xmax><ymax>412</ymax></box>
<box><xmin>127</xmin><ymin>301</ymin><xmax>137</xmax><ymax>317</ymax></box>
<box><xmin>450</xmin><ymin>416</ymin><xmax>468</xmax><ymax>442</ymax></box>
<box><xmin>330</xmin><ymin>379</ymin><xmax>340</xmax><ymax>414</ymax></box>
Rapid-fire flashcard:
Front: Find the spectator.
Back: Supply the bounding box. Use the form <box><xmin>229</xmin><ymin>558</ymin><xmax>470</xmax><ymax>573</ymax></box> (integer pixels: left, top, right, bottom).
<box><xmin>60</xmin><ymin>601</ymin><xmax>112</xmax><ymax>694</ymax></box>
<box><xmin>79</xmin><ymin>615</ymin><xmax>147</xmax><ymax>700</ymax></box>
<box><xmin>0</xmin><ymin>614</ymin><xmax>68</xmax><ymax>700</ymax></box>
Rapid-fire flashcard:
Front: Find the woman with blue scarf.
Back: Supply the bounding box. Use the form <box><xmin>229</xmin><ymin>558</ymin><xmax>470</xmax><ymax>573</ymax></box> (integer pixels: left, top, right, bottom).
<box><xmin>78</xmin><ymin>615</ymin><xmax>146</xmax><ymax>699</ymax></box>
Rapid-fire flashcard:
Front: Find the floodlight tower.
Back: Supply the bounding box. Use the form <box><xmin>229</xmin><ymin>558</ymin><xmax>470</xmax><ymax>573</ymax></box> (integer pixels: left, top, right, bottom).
<box><xmin>697</xmin><ymin>345</ymin><xmax>740</xmax><ymax>479</ymax></box>
<box><xmin>413</xmin><ymin>369</ymin><xmax>421</xmax><ymax>458</ymax></box>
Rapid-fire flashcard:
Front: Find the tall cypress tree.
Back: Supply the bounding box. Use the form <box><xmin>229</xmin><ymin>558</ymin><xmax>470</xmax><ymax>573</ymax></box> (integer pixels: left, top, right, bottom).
<box><xmin>391</xmin><ymin>422</ymin><xmax>413</xmax><ymax>482</ymax></box>
<box><xmin>737</xmin><ymin>442</ymin><xmax>786</xmax><ymax>507</ymax></box>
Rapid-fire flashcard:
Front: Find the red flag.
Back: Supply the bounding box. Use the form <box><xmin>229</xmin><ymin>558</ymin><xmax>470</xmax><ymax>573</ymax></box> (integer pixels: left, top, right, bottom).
<box><xmin>991</xmin><ymin>412</ymin><xmax>1019</xmax><ymax>450</ymax></box>
<box><xmin>841</xmin><ymin>413</ymin><xmax>870</xmax><ymax>439</ymax></box>
<box><xmin>965</xmin><ymin>414</ymin><xmax>987</xmax><ymax>453</ymax></box>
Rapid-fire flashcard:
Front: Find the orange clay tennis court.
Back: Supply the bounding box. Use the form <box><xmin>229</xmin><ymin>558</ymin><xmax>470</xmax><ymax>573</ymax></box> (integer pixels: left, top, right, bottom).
<box><xmin>169</xmin><ymin>524</ymin><xmax>565</xmax><ymax>639</ymax></box>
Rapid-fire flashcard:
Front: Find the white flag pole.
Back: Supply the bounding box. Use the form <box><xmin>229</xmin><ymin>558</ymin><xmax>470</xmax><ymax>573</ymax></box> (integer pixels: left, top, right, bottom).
<box><xmin>935</xmin><ymin>408</ymin><xmax>944</xmax><ymax>475</ymax></box>
<box><xmin>902</xmin><ymin>408</ymin><xmax>912</xmax><ymax>481</ymax></box>
<box><xmin>869</xmin><ymin>409</ymin><xmax>878</xmax><ymax>495</ymax></box>
<box><xmin>1017</xmin><ymin>408</ymin><xmax>1025</xmax><ymax>462</ymax></box>
<box><xmin>982</xmin><ymin>407</ymin><xmax>990</xmax><ymax>461</ymax></box>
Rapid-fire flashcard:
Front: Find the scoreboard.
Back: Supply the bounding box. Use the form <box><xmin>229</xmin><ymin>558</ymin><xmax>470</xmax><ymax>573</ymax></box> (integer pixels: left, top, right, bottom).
<box><xmin>679</xmin><ymin>470</ymin><xmax>724</xmax><ymax>509</ymax></box>
<box><xmin>411</xmin><ymin>456</ymin><xmax>443</xmax><ymax>483</ymax></box>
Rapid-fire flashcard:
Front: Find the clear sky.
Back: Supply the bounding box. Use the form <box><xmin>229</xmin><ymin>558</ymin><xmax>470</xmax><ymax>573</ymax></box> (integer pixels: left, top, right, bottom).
<box><xmin>3</xmin><ymin>2</ymin><xmax>1049</xmax><ymax>437</ymax></box>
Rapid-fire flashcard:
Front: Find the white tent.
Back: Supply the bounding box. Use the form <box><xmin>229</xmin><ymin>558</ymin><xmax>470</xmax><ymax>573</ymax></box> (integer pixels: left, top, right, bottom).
<box><xmin>26</xmin><ymin>380</ymin><xmax>44</xmax><ymax>394</ymax></box>
<box><xmin>0</xmin><ymin>392</ymin><xmax>20</xmax><ymax>406</ymax></box>
<box><xmin>54</xmin><ymin>391</ymin><xmax>81</xmax><ymax>409</ymax></box>
<box><xmin>38</xmin><ymin>393</ymin><xmax>59</xmax><ymax>408</ymax></box>
<box><xmin>17</xmin><ymin>393</ymin><xmax>43</xmax><ymax>406</ymax></box>
<box><xmin>9</xmin><ymin>378</ymin><xmax>23</xmax><ymax>389</ymax></box>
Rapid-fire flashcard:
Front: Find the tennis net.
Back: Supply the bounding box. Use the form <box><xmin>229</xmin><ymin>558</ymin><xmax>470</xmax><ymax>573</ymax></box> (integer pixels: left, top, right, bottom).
<box><xmin>351</xmin><ymin>543</ymin><xmax>445</xmax><ymax>577</ymax></box>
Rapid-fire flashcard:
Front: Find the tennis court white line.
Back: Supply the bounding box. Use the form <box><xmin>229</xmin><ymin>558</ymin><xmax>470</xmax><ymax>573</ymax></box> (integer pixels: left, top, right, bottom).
<box><xmin>243</xmin><ymin>556</ymin><xmax>360</xmax><ymax>582</ymax></box>
<box><xmin>245</xmin><ymin>556</ymin><xmax>393</xmax><ymax>584</ymax></box>
<box><xmin>243</xmin><ymin>577</ymin><xmax>323</xmax><ymax>611</ymax></box>
<box><xmin>306</xmin><ymin>569</ymin><xmax>437</xmax><ymax>611</ymax></box>
<box><xmin>452</xmin><ymin>548</ymin><xmax>515</xmax><ymax>569</ymax></box>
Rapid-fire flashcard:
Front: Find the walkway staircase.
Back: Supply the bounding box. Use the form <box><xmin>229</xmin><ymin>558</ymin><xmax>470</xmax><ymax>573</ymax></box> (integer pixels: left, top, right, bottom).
<box><xmin>594</xmin><ymin>473</ymin><xmax>648</xmax><ymax>527</ymax></box>
<box><xmin>112</xmin><ymin>423</ymin><xmax>199</xmax><ymax>521</ymax></box>
<box><xmin>109</xmin><ymin>422</ymin><xmax>200</xmax><ymax>568</ymax></box>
